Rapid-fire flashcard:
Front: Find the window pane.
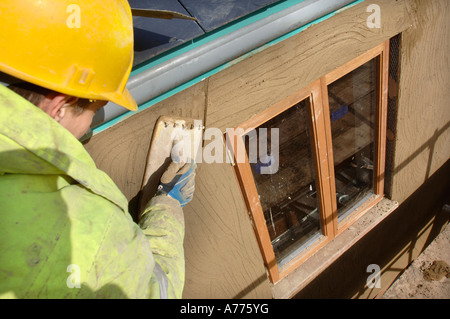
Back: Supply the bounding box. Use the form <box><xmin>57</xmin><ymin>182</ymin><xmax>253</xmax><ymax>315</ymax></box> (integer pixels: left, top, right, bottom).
<box><xmin>244</xmin><ymin>99</ymin><xmax>322</xmax><ymax>266</ymax></box>
<box><xmin>328</xmin><ymin>58</ymin><xmax>378</xmax><ymax>222</ymax></box>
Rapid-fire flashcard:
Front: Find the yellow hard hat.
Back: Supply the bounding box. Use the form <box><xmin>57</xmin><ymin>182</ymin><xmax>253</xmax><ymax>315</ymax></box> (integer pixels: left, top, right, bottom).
<box><xmin>0</xmin><ymin>0</ymin><xmax>137</xmax><ymax>111</ymax></box>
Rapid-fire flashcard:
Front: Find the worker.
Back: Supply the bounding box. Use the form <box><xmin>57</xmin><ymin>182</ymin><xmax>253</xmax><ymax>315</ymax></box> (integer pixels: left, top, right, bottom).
<box><xmin>0</xmin><ymin>0</ymin><xmax>195</xmax><ymax>298</ymax></box>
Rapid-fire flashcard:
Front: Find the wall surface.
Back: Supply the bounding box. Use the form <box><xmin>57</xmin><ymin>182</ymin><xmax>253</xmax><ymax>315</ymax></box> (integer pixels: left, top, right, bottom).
<box><xmin>389</xmin><ymin>0</ymin><xmax>450</xmax><ymax>203</ymax></box>
<box><xmin>297</xmin><ymin>0</ymin><xmax>450</xmax><ymax>298</ymax></box>
<box><xmin>84</xmin><ymin>0</ymin><xmax>449</xmax><ymax>298</ymax></box>
<box><xmin>294</xmin><ymin>160</ymin><xmax>449</xmax><ymax>299</ymax></box>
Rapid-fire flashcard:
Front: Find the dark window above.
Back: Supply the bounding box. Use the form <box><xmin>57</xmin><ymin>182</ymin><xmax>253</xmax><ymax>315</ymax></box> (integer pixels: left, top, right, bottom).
<box><xmin>129</xmin><ymin>0</ymin><xmax>283</xmax><ymax>66</ymax></box>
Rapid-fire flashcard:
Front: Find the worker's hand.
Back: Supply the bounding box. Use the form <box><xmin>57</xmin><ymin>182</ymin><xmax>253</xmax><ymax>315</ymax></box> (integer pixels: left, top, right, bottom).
<box><xmin>157</xmin><ymin>160</ymin><xmax>196</xmax><ymax>207</ymax></box>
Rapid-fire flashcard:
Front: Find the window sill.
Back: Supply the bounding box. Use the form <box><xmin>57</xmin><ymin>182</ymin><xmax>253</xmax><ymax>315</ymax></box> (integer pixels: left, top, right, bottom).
<box><xmin>271</xmin><ymin>197</ymin><xmax>399</xmax><ymax>299</ymax></box>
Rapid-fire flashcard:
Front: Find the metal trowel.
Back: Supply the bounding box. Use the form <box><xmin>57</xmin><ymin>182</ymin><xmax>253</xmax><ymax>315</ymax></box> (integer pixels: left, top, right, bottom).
<box><xmin>138</xmin><ymin>116</ymin><xmax>203</xmax><ymax>216</ymax></box>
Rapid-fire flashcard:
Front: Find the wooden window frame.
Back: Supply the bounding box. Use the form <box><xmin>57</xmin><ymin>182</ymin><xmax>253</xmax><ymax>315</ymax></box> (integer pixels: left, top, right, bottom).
<box><xmin>228</xmin><ymin>41</ymin><xmax>389</xmax><ymax>283</ymax></box>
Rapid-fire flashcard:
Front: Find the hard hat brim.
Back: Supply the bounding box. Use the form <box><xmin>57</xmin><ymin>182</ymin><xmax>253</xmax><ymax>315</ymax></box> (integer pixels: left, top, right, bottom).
<box><xmin>104</xmin><ymin>88</ymin><xmax>138</xmax><ymax>112</ymax></box>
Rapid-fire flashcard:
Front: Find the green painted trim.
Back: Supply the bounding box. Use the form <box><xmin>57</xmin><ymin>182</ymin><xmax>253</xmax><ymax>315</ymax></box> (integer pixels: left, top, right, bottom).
<box><xmin>130</xmin><ymin>0</ymin><xmax>309</xmax><ymax>76</ymax></box>
<box><xmin>93</xmin><ymin>0</ymin><xmax>365</xmax><ymax>135</ymax></box>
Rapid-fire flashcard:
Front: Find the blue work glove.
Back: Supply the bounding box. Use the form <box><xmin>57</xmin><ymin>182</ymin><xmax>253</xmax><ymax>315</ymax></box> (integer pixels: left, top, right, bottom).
<box><xmin>157</xmin><ymin>160</ymin><xmax>196</xmax><ymax>207</ymax></box>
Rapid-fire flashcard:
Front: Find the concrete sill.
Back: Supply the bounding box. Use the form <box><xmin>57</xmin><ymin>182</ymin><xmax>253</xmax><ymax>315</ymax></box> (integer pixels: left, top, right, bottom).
<box><xmin>271</xmin><ymin>197</ymin><xmax>399</xmax><ymax>299</ymax></box>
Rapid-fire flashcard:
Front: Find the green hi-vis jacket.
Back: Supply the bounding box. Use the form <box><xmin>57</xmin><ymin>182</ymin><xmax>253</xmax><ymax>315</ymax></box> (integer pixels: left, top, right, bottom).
<box><xmin>0</xmin><ymin>84</ymin><xmax>185</xmax><ymax>298</ymax></box>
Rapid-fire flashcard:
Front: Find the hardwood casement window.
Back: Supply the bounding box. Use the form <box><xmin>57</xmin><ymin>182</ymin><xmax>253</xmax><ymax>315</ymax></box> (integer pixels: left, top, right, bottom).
<box><xmin>228</xmin><ymin>41</ymin><xmax>389</xmax><ymax>283</ymax></box>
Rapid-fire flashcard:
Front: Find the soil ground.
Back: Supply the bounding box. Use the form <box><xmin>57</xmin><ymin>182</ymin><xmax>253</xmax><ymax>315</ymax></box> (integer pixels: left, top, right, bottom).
<box><xmin>382</xmin><ymin>211</ymin><xmax>450</xmax><ymax>299</ymax></box>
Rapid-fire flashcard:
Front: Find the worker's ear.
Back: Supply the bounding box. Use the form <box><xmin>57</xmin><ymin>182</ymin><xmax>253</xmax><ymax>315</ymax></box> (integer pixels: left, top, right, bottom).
<box><xmin>38</xmin><ymin>93</ymin><xmax>78</xmax><ymax>122</ymax></box>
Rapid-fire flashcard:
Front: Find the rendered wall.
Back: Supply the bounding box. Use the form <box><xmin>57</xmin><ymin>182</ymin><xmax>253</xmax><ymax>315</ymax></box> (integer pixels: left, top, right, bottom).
<box><xmin>295</xmin><ymin>0</ymin><xmax>450</xmax><ymax>298</ymax></box>
<box><xmin>389</xmin><ymin>0</ymin><xmax>450</xmax><ymax>203</ymax></box>
<box><xmin>84</xmin><ymin>0</ymin><xmax>449</xmax><ymax>298</ymax></box>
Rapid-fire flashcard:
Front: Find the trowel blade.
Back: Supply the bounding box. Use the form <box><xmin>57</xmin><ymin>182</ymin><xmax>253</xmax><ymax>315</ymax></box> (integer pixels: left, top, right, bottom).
<box><xmin>139</xmin><ymin>116</ymin><xmax>203</xmax><ymax>215</ymax></box>
<box><xmin>131</xmin><ymin>8</ymin><xmax>198</xmax><ymax>21</ymax></box>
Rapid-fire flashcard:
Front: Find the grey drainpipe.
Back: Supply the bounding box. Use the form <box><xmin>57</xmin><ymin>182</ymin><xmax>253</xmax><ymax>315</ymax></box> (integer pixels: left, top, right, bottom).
<box><xmin>93</xmin><ymin>0</ymin><xmax>357</xmax><ymax>128</ymax></box>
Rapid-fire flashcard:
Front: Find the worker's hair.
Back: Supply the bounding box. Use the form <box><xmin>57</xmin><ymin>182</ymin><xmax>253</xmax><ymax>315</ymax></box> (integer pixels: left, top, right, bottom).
<box><xmin>8</xmin><ymin>82</ymin><xmax>91</xmax><ymax>115</ymax></box>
